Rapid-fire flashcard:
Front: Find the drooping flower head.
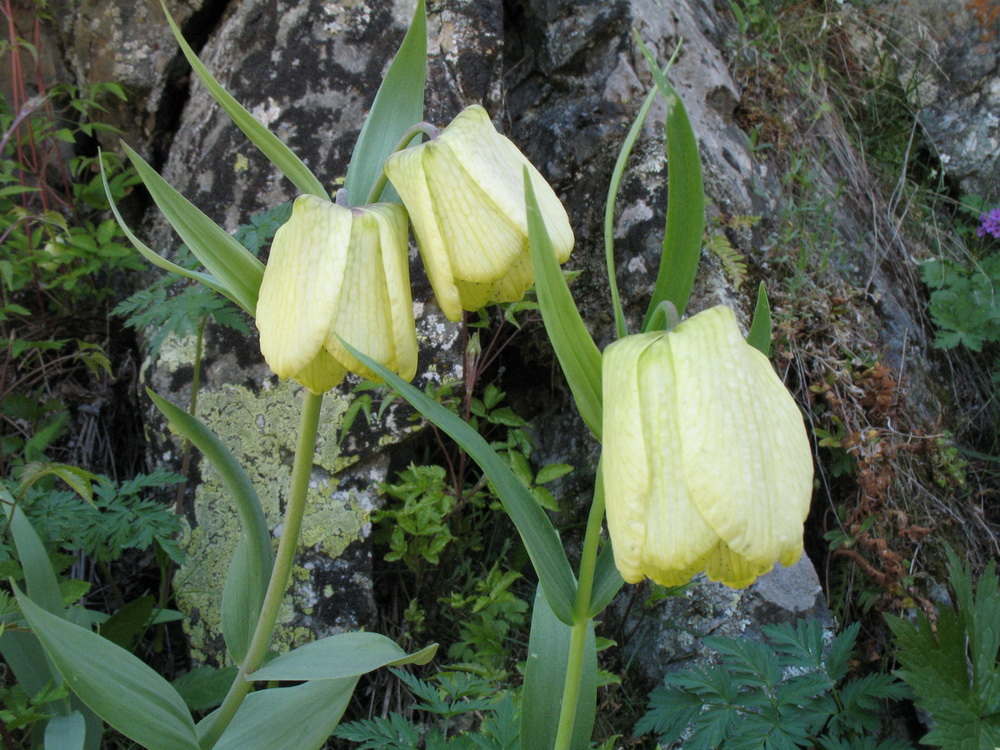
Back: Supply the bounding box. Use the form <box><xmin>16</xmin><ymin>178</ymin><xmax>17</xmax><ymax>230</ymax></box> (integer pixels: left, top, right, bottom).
<box><xmin>602</xmin><ymin>305</ymin><xmax>813</xmax><ymax>588</ymax></box>
<box><xmin>255</xmin><ymin>194</ymin><xmax>418</xmax><ymax>394</ymax></box>
<box><xmin>384</xmin><ymin>105</ymin><xmax>574</xmax><ymax>321</ymax></box>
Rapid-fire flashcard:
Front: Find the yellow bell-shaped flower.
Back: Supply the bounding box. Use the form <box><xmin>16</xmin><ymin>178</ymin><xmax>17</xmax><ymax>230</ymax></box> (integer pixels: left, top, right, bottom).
<box><xmin>383</xmin><ymin>105</ymin><xmax>574</xmax><ymax>321</ymax></box>
<box><xmin>602</xmin><ymin>305</ymin><xmax>813</xmax><ymax>589</ymax></box>
<box><xmin>255</xmin><ymin>194</ymin><xmax>418</xmax><ymax>394</ymax></box>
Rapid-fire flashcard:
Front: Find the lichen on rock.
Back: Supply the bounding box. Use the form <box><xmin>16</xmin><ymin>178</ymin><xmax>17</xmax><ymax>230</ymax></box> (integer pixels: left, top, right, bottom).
<box><xmin>173</xmin><ymin>379</ymin><xmax>367</xmax><ymax>663</ymax></box>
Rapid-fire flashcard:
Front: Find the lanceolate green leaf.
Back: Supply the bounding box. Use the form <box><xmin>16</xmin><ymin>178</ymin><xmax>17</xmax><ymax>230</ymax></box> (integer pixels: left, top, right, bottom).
<box><xmin>161</xmin><ymin>2</ymin><xmax>328</xmax><ymax>200</ymax></box>
<box><xmin>14</xmin><ymin>586</ymin><xmax>200</xmax><ymax>750</ymax></box>
<box><xmin>636</xmin><ymin>37</ymin><xmax>705</xmax><ymax>328</ymax></box>
<box><xmin>521</xmin><ymin>587</ymin><xmax>597</xmax><ymax>750</ymax></box>
<box><xmin>345</xmin><ymin>0</ymin><xmax>426</xmax><ymax>205</ymax></box>
<box><xmin>147</xmin><ymin>389</ymin><xmax>272</xmax><ymax>663</ymax></box>
<box><xmin>208</xmin><ymin>679</ymin><xmax>357</xmax><ymax>750</ymax></box>
<box><xmin>747</xmin><ymin>282</ymin><xmax>772</xmax><ymax>356</ymax></box>
<box><xmin>604</xmin><ymin>46</ymin><xmax>682</xmax><ymax>340</ymax></box>
<box><xmin>0</xmin><ymin>491</ymin><xmax>63</xmax><ymax>699</ymax></box>
<box><xmin>525</xmin><ymin>170</ymin><xmax>603</xmax><ymax>441</ymax></box>
<box><xmin>100</xmin><ymin>157</ymin><xmax>236</xmax><ymax>307</ymax></box>
<box><xmin>6</xmin><ymin>500</ymin><xmax>63</xmax><ymax>616</ymax></box>
<box><xmin>122</xmin><ymin>143</ymin><xmax>264</xmax><ymax>316</ymax></box>
<box><xmin>250</xmin><ymin>632</ymin><xmax>436</xmax><ymax>681</ymax></box>
<box><xmin>343</xmin><ymin>340</ymin><xmax>578</xmax><ymax>625</ymax></box>
<box><xmin>589</xmin><ymin>542</ymin><xmax>624</xmax><ymax>618</ymax></box>
<box><xmin>44</xmin><ymin>711</ymin><xmax>86</xmax><ymax>750</ymax></box>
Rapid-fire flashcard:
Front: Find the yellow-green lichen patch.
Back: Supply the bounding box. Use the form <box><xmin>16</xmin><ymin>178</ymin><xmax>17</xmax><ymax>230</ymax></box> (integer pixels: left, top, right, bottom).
<box><xmin>174</xmin><ymin>380</ymin><xmax>364</xmax><ymax>664</ymax></box>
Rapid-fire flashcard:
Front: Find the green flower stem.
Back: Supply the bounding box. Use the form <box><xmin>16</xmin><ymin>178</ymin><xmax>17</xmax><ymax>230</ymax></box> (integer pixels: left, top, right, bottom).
<box><xmin>553</xmin><ymin>468</ymin><xmax>607</xmax><ymax>750</ymax></box>
<box><xmin>200</xmin><ymin>389</ymin><xmax>324</xmax><ymax>748</ymax></box>
<box><xmin>364</xmin><ymin>121</ymin><xmax>440</xmax><ymax>204</ymax></box>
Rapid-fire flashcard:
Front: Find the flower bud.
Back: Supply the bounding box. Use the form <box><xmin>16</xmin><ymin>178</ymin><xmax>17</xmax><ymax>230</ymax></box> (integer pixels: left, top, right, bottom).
<box><xmin>602</xmin><ymin>305</ymin><xmax>813</xmax><ymax>588</ymax></box>
<box><xmin>255</xmin><ymin>195</ymin><xmax>418</xmax><ymax>394</ymax></box>
<box><xmin>384</xmin><ymin>105</ymin><xmax>574</xmax><ymax>321</ymax></box>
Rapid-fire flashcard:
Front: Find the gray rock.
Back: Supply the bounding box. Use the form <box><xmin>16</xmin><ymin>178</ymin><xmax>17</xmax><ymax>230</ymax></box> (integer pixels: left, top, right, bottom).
<box><xmin>868</xmin><ymin>0</ymin><xmax>1000</xmax><ymax>200</ymax></box>
<box><xmin>617</xmin><ymin>557</ymin><xmax>833</xmax><ymax>684</ymax></box>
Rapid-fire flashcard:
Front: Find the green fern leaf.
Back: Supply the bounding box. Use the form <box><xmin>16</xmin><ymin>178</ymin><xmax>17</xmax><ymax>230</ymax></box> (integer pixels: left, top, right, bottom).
<box><xmin>704</xmin><ymin>232</ymin><xmax>748</xmax><ymax>289</ymax></box>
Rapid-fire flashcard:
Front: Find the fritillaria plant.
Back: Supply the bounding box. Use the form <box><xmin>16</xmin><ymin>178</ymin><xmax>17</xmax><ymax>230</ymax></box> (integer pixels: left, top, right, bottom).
<box><xmin>2</xmin><ymin>3</ymin><xmax>814</xmax><ymax>749</ymax></box>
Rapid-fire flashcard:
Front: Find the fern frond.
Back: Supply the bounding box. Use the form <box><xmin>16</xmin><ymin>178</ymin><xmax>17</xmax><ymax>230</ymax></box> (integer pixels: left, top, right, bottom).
<box><xmin>705</xmin><ymin>232</ymin><xmax>748</xmax><ymax>289</ymax></box>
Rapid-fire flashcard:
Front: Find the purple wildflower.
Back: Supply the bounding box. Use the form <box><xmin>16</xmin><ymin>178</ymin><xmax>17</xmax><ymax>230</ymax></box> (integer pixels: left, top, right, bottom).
<box><xmin>978</xmin><ymin>207</ymin><xmax>1000</xmax><ymax>239</ymax></box>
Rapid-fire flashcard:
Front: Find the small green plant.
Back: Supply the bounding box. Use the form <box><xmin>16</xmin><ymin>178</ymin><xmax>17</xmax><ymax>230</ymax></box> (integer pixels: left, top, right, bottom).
<box><xmin>439</xmin><ymin>558</ymin><xmax>529</xmax><ymax>677</ymax></box>
<box><xmin>334</xmin><ymin>668</ymin><xmax>519</xmax><ymax>748</ymax></box>
<box><xmin>921</xmin><ymin>254</ymin><xmax>1000</xmax><ymax>353</ymax></box>
<box><xmin>3</xmin><ymin>466</ymin><xmax>186</xmax><ymax>568</ymax></box>
<box><xmin>886</xmin><ymin>549</ymin><xmax>1000</xmax><ymax>749</ymax></box>
<box><xmin>634</xmin><ymin>618</ymin><xmax>911</xmax><ymax>749</ymax></box>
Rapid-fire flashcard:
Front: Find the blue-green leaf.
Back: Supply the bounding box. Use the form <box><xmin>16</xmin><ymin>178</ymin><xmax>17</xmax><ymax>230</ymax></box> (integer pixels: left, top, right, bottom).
<box><xmin>589</xmin><ymin>541</ymin><xmax>624</xmax><ymax>618</ymax></box>
<box><xmin>44</xmin><ymin>711</ymin><xmax>86</xmax><ymax>750</ymax></box>
<box><xmin>525</xmin><ymin>169</ymin><xmax>603</xmax><ymax>441</ymax></box>
<box><xmin>636</xmin><ymin>37</ymin><xmax>705</xmax><ymax>327</ymax></box>
<box><xmin>14</xmin><ymin>586</ymin><xmax>200</xmax><ymax>750</ymax></box>
<box><xmin>208</xmin><ymin>679</ymin><xmax>357</xmax><ymax>750</ymax></box>
<box><xmin>161</xmin><ymin>1</ymin><xmax>328</xmax><ymax>200</ymax></box>
<box><xmin>604</xmin><ymin>45</ymin><xmax>681</xmax><ymax>339</ymax></box>
<box><xmin>147</xmin><ymin>389</ymin><xmax>272</xmax><ymax>663</ymax></box>
<box><xmin>341</xmin><ymin>340</ymin><xmax>578</xmax><ymax>625</ymax></box>
<box><xmin>345</xmin><ymin>0</ymin><xmax>426</xmax><ymax>205</ymax></box>
<box><xmin>100</xmin><ymin>155</ymin><xmax>236</xmax><ymax>305</ymax></box>
<box><xmin>250</xmin><ymin>632</ymin><xmax>436</xmax><ymax>681</ymax></box>
<box><xmin>5</xmin><ymin>497</ymin><xmax>62</xmax><ymax>616</ymax></box>
<box><xmin>122</xmin><ymin>143</ymin><xmax>264</xmax><ymax>316</ymax></box>
<box><xmin>747</xmin><ymin>282</ymin><xmax>772</xmax><ymax>356</ymax></box>
<box><xmin>521</xmin><ymin>587</ymin><xmax>597</xmax><ymax>750</ymax></box>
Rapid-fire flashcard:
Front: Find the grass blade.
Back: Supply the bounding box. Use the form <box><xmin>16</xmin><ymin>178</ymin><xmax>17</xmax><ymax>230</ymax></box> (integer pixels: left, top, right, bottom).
<box><xmin>161</xmin><ymin>1</ymin><xmax>328</xmax><ymax>200</ymax></box>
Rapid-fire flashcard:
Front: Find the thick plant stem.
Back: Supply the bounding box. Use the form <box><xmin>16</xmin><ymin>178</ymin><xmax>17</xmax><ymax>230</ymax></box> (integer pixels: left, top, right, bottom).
<box><xmin>553</xmin><ymin>473</ymin><xmax>607</xmax><ymax>750</ymax></box>
<box><xmin>199</xmin><ymin>389</ymin><xmax>324</xmax><ymax>748</ymax></box>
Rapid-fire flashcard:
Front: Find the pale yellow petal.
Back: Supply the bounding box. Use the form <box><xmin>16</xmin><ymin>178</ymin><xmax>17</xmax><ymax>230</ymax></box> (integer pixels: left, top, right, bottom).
<box><xmin>293</xmin><ymin>348</ymin><xmax>348</xmax><ymax>395</ymax></box>
<box><xmin>323</xmin><ymin>208</ymin><xmax>396</xmax><ymax>380</ymax></box>
<box><xmin>602</xmin><ymin>332</ymin><xmax>660</xmax><ymax>584</ymax></box>
<box><xmin>371</xmin><ymin>203</ymin><xmax>418</xmax><ymax>382</ymax></box>
<box><xmin>637</xmin><ymin>337</ymin><xmax>720</xmax><ymax>581</ymax></box>
<box><xmin>702</xmin><ymin>541</ymin><xmax>777</xmax><ymax>588</ymax></box>
<box><xmin>384</xmin><ymin>146</ymin><xmax>462</xmax><ymax>321</ymax></box>
<box><xmin>439</xmin><ymin>106</ymin><xmax>574</xmax><ymax>263</ymax></box>
<box><xmin>256</xmin><ymin>195</ymin><xmax>351</xmax><ymax>385</ymax></box>
<box><xmin>454</xmin><ymin>279</ymin><xmax>494</xmax><ymax>313</ymax></box>
<box><xmin>672</xmin><ymin>306</ymin><xmax>813</xmax><ymax>567</ymax></box>
<box><xmin>486</xmin><ymin>251</ymin><xmax>535</xmax><ymax>304</ymax></box>
<box><xmin>424</xmin><ymin>142</ymin><xmax>525</xmax><ymax>283</ymax></box>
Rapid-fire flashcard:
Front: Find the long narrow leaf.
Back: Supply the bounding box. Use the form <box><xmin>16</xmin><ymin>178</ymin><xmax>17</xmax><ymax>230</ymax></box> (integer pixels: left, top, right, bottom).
<box><xmin>589</xmin><ymin>541</ymin><xmax>624</xmax><ymax>618</ymax></box>
<box><xmin>604</xmin><ymin>46</ymin><xmax>682</xmax><ymax>340</ymax></box>
<box><xmin>147</xmin><ymin>389</ymin><xmax>272</xmax><ymax>663</ymax></box>
<box><xmin>209</xmin><ymin>678</ymin><xmax>357</xmax><ymax>750</ymax></box>
<box><xmin>100</xmin><ymin>157</ymin><xmax>236</xmax><ymax>305</ymax></box>
<box><xmin>525</xmin><ymin>170</ymin><xmax>603</xmax><ymax>441</ymax></box>
<box><xmin>746</xmin><ymin>281</ymin><xmax>772</xmax><ymax>356</ymax></box>
<box><xmin>14</xmin><ymin>586</ymin><xmax>200</xmax><ymax>750</ymax></box>
<box><xmin>5</xmin><ymin>499</ymin><xmax>63</xmax><ymax>616</ymax></box>
<box><xmin>250</xmin><ymin>632</ymin><xmax>436</xmax><ymax>681</ymax></box>
<box><xmin>637</xmin><ymin>37</ymin><xmax>705</xmax><ymax>328</ymax></box>
<box><xmin>521</xmin><ymin>587</ymin><xmax>597</xmax><ymax>750</ymax></box>
<box><xmin>161</xmin><ymin>2</ymin><xmax>328</xmax><ymax>200</ymax></box>
<box><xmin>342</xmin><ymin>340</ymin><xmax>578</xmax><ymax>625</ymax></box>
<box><xmin>0</xmin><ymin>495</ymin><xmax>60</xmax><ymax>700</ymax></box>
<box><xmin>123</xmin><ymin>143</ymin><xmax>264</xmax><ymax>315</ymax></box>
<box><xmin>345</xmin><ymin>0</ymin><xmax>426</xmax><ymax>205</ymax></box>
